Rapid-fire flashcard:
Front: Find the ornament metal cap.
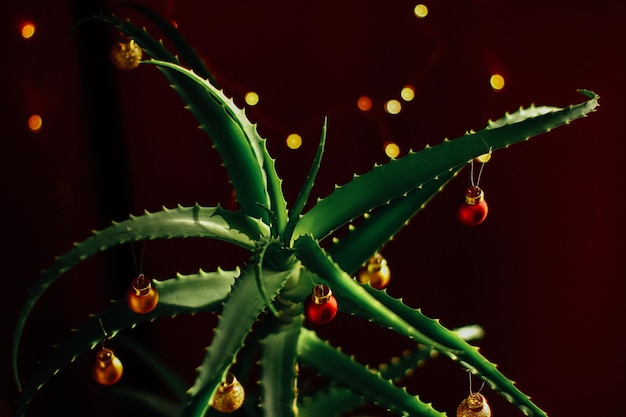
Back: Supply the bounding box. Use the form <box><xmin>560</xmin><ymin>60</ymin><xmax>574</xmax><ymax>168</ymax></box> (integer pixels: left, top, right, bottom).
<box><xmin>219</xmin><ymin>373</ymin><xmax>238</xmax><ymax>392</ymax></box>
<box><xmin>95</xmin><ymin>347</ymin><xmax>115</xmax><ymax>365</ymax></box>
<box><xmin>465</xmin><ymin>393</ymin><xmax>485</xmax><ymax>411</ymax></box>
<box><xmin>131</xmin><ymin>274</ymin><xmax>152</xmax><ymax>297</ymax></box>
<box><xmin>311</xmin><ymin>284</ymin><xmax>332</xmax><ymax>304</ymax></box>
<box><xmin>456</xmin><ymin>392</ymin><xmax>491</xmax><ymax>417</ymax></box>
<box><xmin>367</xmin><ymin>253</ymin><xmax>387</xmax><ymax>273</ymax></box>
<box><xmin>464</xmin><ymin>186</ymin><xmax>485</xmax><ymax>206</ymax></box>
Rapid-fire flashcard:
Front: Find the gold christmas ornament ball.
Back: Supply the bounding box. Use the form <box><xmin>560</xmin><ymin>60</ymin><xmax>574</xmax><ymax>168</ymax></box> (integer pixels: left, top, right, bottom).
<box><xmin>212</xmin><ymin>374</ymin><xmax>245</xmax><ymax>413</ymax></box>
<box><xmin>356</xmin><ymin>253</ymin><xmax>391</xmax><ymax>289</ymax></box>
<box><xmin>92</xmin><ymin>348</ymin><xmax>123</xmax><ymax>386</ymax></box>
<box><xmin>126</xmin><ymin>274</ymin><xmax>159</xmax><ymax>314</ymax></box>
<box><xmin>110</xmin><ymin>39</ymin><xmax>143</xmax><ymax>70</ymax></box>
<box><xmin>456</xmin><ymin>393</ymin><xmax>491</xmax><ymax>417</ymax></box>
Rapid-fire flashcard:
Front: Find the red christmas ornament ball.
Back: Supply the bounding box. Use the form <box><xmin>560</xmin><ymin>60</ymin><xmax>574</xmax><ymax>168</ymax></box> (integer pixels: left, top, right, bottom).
<box><xmin>457</xmin><ymin>186</ymin><xmax>488</xmax><ymax>226</ymax></box>
<box><xmin>304</xmin><ymin>284</ymin><xmax>338</xmax><ymax>324</ymax></box>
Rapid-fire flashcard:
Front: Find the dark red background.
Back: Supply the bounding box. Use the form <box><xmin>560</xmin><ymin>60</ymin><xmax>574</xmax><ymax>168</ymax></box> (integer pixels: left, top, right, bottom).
<box><xmin>2</xmin><ymin>1</ymin><xmax>624</xmax><ymax>416</ymax></box>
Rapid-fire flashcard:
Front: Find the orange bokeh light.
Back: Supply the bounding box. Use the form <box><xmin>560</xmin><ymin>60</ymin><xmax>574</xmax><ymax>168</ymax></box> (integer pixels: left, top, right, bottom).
<box><xmin>21</xmin><ymin>22</ymin><xmax>36</xmax><ymax>39</ymax></box>
<box><xmin>357</xmin><ymin>96</ymin><xmax>372</xmax><ymax>111</ymax></box>
<box><xmin>28</xmin><ymin>115</ymin><xmax>43</xmax><ymax>133</ymax></box>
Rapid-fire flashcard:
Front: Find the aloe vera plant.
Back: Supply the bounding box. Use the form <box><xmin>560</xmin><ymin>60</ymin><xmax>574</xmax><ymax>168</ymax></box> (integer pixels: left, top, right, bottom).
<box><xmin>12</xmin><ymin>7</ymin><xmax>599</xmax><ymax>417</ymax></box>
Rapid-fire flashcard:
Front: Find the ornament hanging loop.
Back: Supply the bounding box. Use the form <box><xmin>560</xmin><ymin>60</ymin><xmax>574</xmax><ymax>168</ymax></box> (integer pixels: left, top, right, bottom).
<box><xmin>97</xmin><ymin>315</ymin><xmax>109</xmax><ymax>349</ymax></box>
<box><xmin>467</xmin><ymin>371</ymin><xmax>485</xmax><ymax>396</ymax></box>
<box><xmin>311</xmin><ymin>283</ymin><xmax>333</xmax><ymax>304</ymax></box>
<box><xmin>459</xmin><ymin>149</ymin><xmax>491</xmax><ymax>226</ymax></box>
<box><xmin>470</xmin><ymin>146</ymin><xmax>492</xmax><ymax>188</ymax></box>
<box><xmin>457</xmin><ymin>372</ymin><xmax>490</xmax><ymax>417</ymax></box>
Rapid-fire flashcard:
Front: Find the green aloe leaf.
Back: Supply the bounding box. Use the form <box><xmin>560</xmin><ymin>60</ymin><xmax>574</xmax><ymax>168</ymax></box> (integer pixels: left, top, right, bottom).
<box><xmin>294</xmin><ymin>234</ymin><xmax>546</xmax><ymax>417</ymax></box>
<box><xmin>294</xmin><ymin>235</ymin><xmax>458</xmax><ymax>352</ymax></box>
<box><xmin>119</xmin><ymin>2</ymin><xmax>214</xmax><ymax>81</ymax></box>
<box><xmin>297</xmin><ymin>328</ymin><xmax>445</xmax><ymax>417</ymax></box>
<box><xmin>297</xmin><ymin>325</ymin><xmax>484</xmax><ymax>417</ymax></box>
<box><xmin>294</xmin><ymin>91</ymin><xmax>598</xmax><ymax>241</ymax></box>
<box><xmin>183</xmin><ymin>265</ymin><xmax>297</xmax><ymax>417</ymax></box>
<box><xmin>14</xmin><ymin>269</ymin><xmax>239</xmax><ymax>417</ymax></box>
<box><xmin>283</xmin><ymin>118</ymin><xmax>327</xmax><ymax>245</ymax></box>
<box><xmin>13</xmin><ymin>205</ymin><xmax>265</xmax><ymax>390</ymax></box>
<box><xmin>354</xmin><ymin>285</ymin><xmax>547</xmax><ymax>417</ymax></box>
<box><xmin>143</xmin><ymin>59</ymin><xmax>289</xmax><ymax>232</ymax></box>
<box><xmin>259</xmin><ymin>317</ymin><xmax>303</xmax><ymax>417</ymax></box>
<box><xmin>80</xmin><ymin>15</ymin><xmax>274</xmax><ymax>224</ymax></box>
<box><xmin>144</xmin><ymin>60</ymin><xmax>287</xmax><ymax>232</ymax></box>
<box><xmin>328</xmin><ymin>167</ymin><xmax>461</xmax><ymax>274</ymax></box>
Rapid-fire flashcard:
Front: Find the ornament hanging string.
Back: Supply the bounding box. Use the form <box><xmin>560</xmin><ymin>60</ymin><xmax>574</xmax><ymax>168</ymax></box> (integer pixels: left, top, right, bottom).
<box><xmin>469</xmin><ymin>147</ymin><xmax>492</xmax><ymax>188</ymax></box>
<box><xmin>97</xmin><ymin>315</ymin><xmax>109</xmax><ymax>349</ymax></box>
<box><xmin>131</xmin><ymin>241</ymin><xmax>147</xmax><ymax>276</ymax></box>
<box><xmin>468</xmin><ymin>370</ymin><xmax>485</xmax><ymax>395</ymax></box>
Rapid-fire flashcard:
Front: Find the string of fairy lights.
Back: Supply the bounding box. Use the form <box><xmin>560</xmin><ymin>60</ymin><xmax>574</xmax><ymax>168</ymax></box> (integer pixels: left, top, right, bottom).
<box><xmin>20</xmin><ymin>3</ymin><xmax>506</xmax><ymax>159</ymax></box>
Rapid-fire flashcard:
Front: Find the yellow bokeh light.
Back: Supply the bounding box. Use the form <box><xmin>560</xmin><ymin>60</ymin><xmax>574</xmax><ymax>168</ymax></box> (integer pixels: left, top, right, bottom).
<box><xmin>490</xmin><ymin>74</ymin><xmax>505</xmax><ymax>91</ymax></box>
<box><xmin>28</xmin><ymin>114</ymin><xmax>43</xmax><ymax>132</ymax></box>
<box><xmin>21</xmin><ymin>22</ymin><xmax>36</xmax><ymax>39</ymax></box>
<box><xmin>400</xmin><ymin>85</ymin><xmax>415</xmax><ymax>101</ymax></box>
<box><xmin>384</xmin><ymin>142</ymin><xmax>400</xmax><ymax>159</ymax></box>
<box><xmin>245</xmin><ymin>91</ymin><xmax>259</xmax><ymax>106</ymax></box>
<box><xmin>414</xmin><ymin>4</ymin><xmax>429</xmax><ymax>18</ymax></box>
<box><xmin>357</xmin><ymin>96</ymin><xmax>372</xmax><ymax>111</ymax></box>
<box><xmin>286</xmin><ymin>133</ymin><xmax>302</xmax><ymax>150</ymax></box>
<box><xmin>385</xmin><ymin>99</ymin><xmax>402</xmax><ymax>115</ymax></box>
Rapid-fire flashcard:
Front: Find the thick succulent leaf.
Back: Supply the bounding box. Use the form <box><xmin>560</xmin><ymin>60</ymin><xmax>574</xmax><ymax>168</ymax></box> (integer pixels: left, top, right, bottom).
<box><xmin>293</xmin><ymin>235</ymin><xmax>456</xmax><ymax>352</ymax></box>
<box><xmin>283</xmin><ymin>118</ymin><xmax>327</xmax><ymax>244</ymax></box>
<box><xmin>262</xmin><ymin>143</ymin><xmax>289</xmax><ymax>237</ymax></box>
<box><xmin>259</xmin><ymin>317</ymin><xmax>302</xmax><ymax>417</ymax></box>
<box><xmin>81</xmin><ymin>15</ymin><xmax>274</xmax><ymax>224</ymax></box>
<box><xmin>13</xmin><ymin>205</ymin><xmax>265</xmax><ymax>389</ymax></box>
<box><xmin>14</xmin><ymin>269</ymin><xmax>238</xmax><ymax>417</ymax></box>
<box><xmin>354</xmin><ymin>285</ymin><xmax>546</xmax><ymax>417</ymax></box>
<box><xmin>294</xmin><ymin>90</ymin><xmax>598</xmax><ymax>240</ymax></box>
<box><xmin>294</xmin><ymin>235</ymin><xmax>546</xmax><ymax>417</ymax></box>
<box><xmin>298</xmin><ymin>385</ymin><xmax>360</xmax><ymax>417</ymax></box>
<box><xmin>119</xmin><ymin>2</ymin><xmax>214</xmax><ymax>81</ymax></box>
<box><xmin>184</xmin><ymin>265</ymin><xmax>298</xmax><ymax>417</ymax></box>
<box><xmin>142</xmin><ymin>59</ymin><xmax>289</xmax><ymax>233</ymax></box>
<box><xmin>329</xmin><ymin>167</ymin><xmax>461</xmax><ymax>274</ymax></box>
<box><xmin>297</xmin><ymin>328</ymin><xmax>445</xmax><ymax>417</ymax></box>
<box><xmin>298</xmin><ymin>325</ymin><xmax>484</xmax><ymax>417</ymax></box>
